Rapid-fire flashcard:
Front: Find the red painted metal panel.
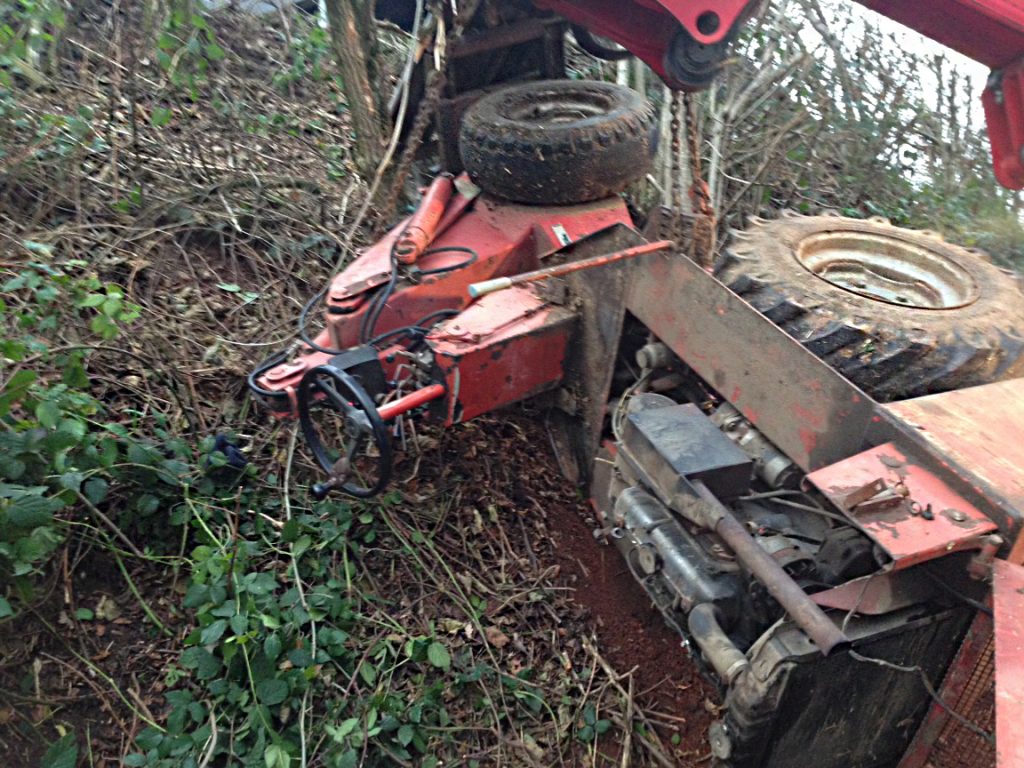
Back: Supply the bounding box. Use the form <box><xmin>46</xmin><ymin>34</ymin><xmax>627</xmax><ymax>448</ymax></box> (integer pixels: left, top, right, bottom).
<box><xmin>885</xmin><ymin>380</ymin><xmax>1024</xmax><ymax>557</ymax></box>
<box><xmin>993</xmin><ymin>559</ymin><xmax>1024</xmax><ymax>767</ymax></box>
<box><xmin>526</xmin><ymin>0</ymin><xmax>764</xmax><ymax>88</ymax></box>
<box><xmin>983</xmin><ymin>58</ymin><xmax>1024</xmax><ymax>189</ymax></box>
<box><xmin>806</xmin><ymin>442</ymin><xmax>998</xmax><ymax>569</ymax></box>
<box><xmin>257</xmin><ymin>191</ymin><xmax>631</xmax><ymax>408</ymax></box>
<box><xmin>646</xmin><ymin>0</ymin><xmax>751</xmax><ymax>44</ymax></box>
<box><xmin>857</xmin><ymin>0</ymin><xmax>1024</xmax><ymax>68</ymax></box>
<box><xmin>326</xmin><ymin>195</ymin><xmax>632</xmax><ymax>305</ymax></box>
<box><xmin>428</xmin><ymin>286</ymin><xmax>575</xmax><ymax>424</ymax></box>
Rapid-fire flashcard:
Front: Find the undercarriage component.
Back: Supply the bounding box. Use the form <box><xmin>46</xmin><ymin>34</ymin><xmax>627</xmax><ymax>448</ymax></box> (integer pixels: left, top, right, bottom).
<box><xmin>714</xmin><ymin>213</ymin><xmax>1024</xmax><ymax>401</ymax></box>
<box><xmin>459</xmin><ymin>80</ymin><xmax>656</xmax><ymax>205</ymax></box>
<box><xmin>535</xmin><ymin>0</ymin><xmax>755</xmax><ymax>90</ymax></box>
<box><xmin>717</xmin><ymin>606</ymin><xmax>974</xmax><ymax>768</ymax></box>
<box><xmin>612</xmin><ymin>395</ymin><xmax>849</xmax><ymax>655</ymax></box>
<box><xmin>711</xmin><ymin>403</ymin><xmax>799</xmax><ymax>489</ymax></box>
<box><xmin>663</xmin><ymin>23</ymin><xmax>735</xmax><ymax>90</ymax></box>
<box><xmin>693</xmin><ymin>483</ymin><xmax>849</xmax><ymax>656</ymax></box>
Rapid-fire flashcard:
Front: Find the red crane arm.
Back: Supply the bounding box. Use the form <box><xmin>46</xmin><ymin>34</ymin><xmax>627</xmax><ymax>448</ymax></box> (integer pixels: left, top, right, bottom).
<box><xmin>539</xmin><ymin>0</ymin><xmax>1024</xmax><ymax>188</ymax></box>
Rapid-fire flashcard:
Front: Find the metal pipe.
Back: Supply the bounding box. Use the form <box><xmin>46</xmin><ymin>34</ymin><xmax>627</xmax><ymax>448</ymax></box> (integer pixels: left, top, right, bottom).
<box><xmin>378</xmin><ymin>384</ymin><xmax>446</xmax><ymax>421</ymax></box>
<box><xmin>688</xmin><ymin>603</ymin><xmax>749</xmax><ymax>684</ymax></box>
<box><xmin>468</xmin><ymin>240</ymin><xmax>674</xmax><ymax>298</ymax></box>
<box><xmin>692</xmin><ymin>481</ymin><xmax>849</xmax><ymax>655</ymax></box>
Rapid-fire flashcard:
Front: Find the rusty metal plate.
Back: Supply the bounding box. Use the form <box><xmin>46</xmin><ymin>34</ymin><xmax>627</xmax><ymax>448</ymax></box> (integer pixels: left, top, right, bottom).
<box><xmin>993</xmin><ymin>559</ymin><xmax>1024</xmax><ymax>768</ymax></box>
<box><xmin>810</xmin><ymin>568</ymin><xmax>935</xmax><ymax>615</ymax></box>
<box><xmin>885</xmin><ymin>380</ymin><xmax>1024</xmax><ymax>557</ymax></box>
<box><xmin>626</xmin><ymin>251</ymin><xmax>878</xmax><ymax>471</ymax></box>
<box><xmin>806</xmin><ymin>442</ymin><xmax>998</xmax><ymax>569</ymax></box>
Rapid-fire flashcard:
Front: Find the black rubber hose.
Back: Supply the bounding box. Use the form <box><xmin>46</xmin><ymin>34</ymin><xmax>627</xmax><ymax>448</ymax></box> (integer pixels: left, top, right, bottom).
<box><xmin>688</xmin><ymin>603</ymin><xmax>748</xmax><ymax>684</ymax></box>
<box><xmin>571</xmin><ymin>25</ymin><xmax>632</xmax><ymax>61</ymax></box>
<box><xmin>247</xmin><ymin>349</ymin><xmax>292</xmax><ymax>401</ymax></box>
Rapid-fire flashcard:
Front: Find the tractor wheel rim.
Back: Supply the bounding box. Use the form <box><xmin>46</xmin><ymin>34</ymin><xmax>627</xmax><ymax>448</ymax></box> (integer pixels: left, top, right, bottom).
<box><xmin>502</xmin><ymin>92</ymin><xmax>612</xmax><ymax>125</ymax></box>
<box><xmin>795</xmin><ymin>231</ymin><xmax>979</xmax><ymax>309</ymax></box>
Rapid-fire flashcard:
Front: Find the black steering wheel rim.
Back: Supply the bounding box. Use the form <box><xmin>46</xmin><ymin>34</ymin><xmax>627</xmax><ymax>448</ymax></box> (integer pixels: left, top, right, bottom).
<box><xmin>297</xmin><ymin>364</ymin><xmax>392</xmax><ymax>498</ymax></box>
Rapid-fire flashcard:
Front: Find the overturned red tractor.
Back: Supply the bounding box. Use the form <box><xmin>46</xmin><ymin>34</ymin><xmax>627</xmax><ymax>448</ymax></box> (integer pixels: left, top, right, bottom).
<box><xmin>252</xmin><ymin>2</ymin><xmax>1024</xmax><ymax>766</ymax></box>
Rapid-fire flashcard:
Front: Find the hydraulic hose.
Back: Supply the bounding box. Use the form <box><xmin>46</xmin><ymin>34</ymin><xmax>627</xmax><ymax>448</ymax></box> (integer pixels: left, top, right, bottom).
<box><xmin>688</xmin><ymin>604</ymin><xmax>749</xmax><ymax>684</ymax></box>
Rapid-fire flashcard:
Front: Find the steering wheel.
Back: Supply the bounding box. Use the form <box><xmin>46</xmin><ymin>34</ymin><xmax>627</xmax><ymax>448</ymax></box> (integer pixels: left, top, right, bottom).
<box><xmin>297</xmin><ymin>364</ymin><xmax>392</xmax><ymax>499</ymax></box>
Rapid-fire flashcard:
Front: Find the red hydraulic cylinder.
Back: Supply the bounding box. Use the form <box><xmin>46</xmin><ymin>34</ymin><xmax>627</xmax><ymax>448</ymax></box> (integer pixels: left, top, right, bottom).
<box><xmin>394</xmin><ymin>175</ymin><xmax>455</xmax><ymax>265</ymax></box>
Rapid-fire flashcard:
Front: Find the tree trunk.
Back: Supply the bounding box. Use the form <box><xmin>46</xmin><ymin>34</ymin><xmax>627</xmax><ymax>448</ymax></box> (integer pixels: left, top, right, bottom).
<box><xmin>323</xmin><ymin>0</ymin><xmax>388</xmax><ymax>180</ymax></box>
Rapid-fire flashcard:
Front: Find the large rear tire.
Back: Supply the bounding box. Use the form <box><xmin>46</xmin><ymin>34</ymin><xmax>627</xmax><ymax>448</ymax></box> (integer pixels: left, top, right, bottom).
<box><xmin>459</xmin><ymin>80</ymin><xmax>656</xmax><ymax>205</ymax></box>
<box><xmin>714</xmin><ymin>212</ymin><xmax>1024</xmax><ymax>401</ymax></box>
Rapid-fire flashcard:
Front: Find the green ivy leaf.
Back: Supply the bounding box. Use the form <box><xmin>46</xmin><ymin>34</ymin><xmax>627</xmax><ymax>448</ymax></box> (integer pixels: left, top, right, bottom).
<box><xmin>256</xmin><ymin>677</ymin><xmax>288</xmax><ymax>706</ymax></box>
<box><xmin>263</xmin><ymin>633</ymin><xmax>282</xmax><ymax>660</ymax></box>
<box><xmin>0</xmin><ymin>597</ymin><xmax>13</xmax><ymax>618</ymax></box>
<box><xmin>427</xmin><ymin>641</ymin><xmax>450</xmax><ymax>670</ymax></box>
<box><xmin>200</xmin><ymin>619</ymin><xmax>228</xmax><ymax>645</ymax></box>
<box><xmin>22</xmin><ymin>240</ymin><xmax>54</xmax><ymax>257</ymax></box>
<box><xmin>0</xmin><ymin>370</ymin><xmax>36</xmax><ymax>418</ymax></box>
<box><xmin>7</xmin><ymin>495</ymin><xmax>63</xmax><ymax>528</ymax></box>
<box><xmin>230</xmin><ymin>613</ymin><xmax>248</xmax><ymax>636</ymax></box>
<box><xmin>41</xmin><ymin>732</ymin><xmax>77</xmax><ymax>768</ymax></box>
<box><xmin>397</xmin><ymin>724</ymin><xmax>414</xmax><ymax>747</ymax></box>
<box><xmin>35</xmin><ymin>399</ymin><xmax>61</xmax><ymax>429</ymax></box>
<box><xmin>180</xmin><ymin>647</ymin><xmax>222</xmax><ymax>679</ymax></box>
<box><xmin>83</xmin><ymin>477</ymin><xmax>109</xmax><ymax>505</ymax></box>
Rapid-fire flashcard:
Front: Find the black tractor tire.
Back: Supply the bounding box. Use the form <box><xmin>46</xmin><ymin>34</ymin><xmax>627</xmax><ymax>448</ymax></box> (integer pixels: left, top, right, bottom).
<box><xmin>714</xmin><ymin>212</ymin><xmax>1024</xmax><ymax>401</ymax></box>
<box><xmin>459</xmin><ymin>79</ymin><xmax>656</xmax><ymax>205</ymax></box>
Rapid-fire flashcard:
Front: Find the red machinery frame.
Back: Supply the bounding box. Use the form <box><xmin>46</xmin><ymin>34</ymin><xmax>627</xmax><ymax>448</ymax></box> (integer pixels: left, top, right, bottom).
<box><xmin>256</xmin><ymin>171</ymin><xmax>1024</xmax><ymax>764</ymax></box>
<box><xmin>254</xmin><ymin>0</ymin><xmax>1024</xmax><ymax>761</ymax></box>
<box><xmin>534</xmin><ymin>0</ymin><xmax>1024</xmax><ymax>187</ymax></box>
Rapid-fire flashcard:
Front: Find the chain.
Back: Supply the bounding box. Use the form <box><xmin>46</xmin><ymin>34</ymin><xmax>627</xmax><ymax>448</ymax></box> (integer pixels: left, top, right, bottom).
<box><xmin>683</xmin><ymin>92</ymin><xmax>716</xmax><ymax>268</ymax></box>
<box><xmin>379</xmin><ymin>7</ymin><xmax>450</xmax><ymax>223</ymax></box>
<box><xmin>684</xmin><ymin>92</ymin><xmax>712</xmax><ymax>215</ymax></box>
<box><xmin>669</xmin><ymin>91</ymin><xmax>684</xmax><ymax>214</ymax></box>
<box><xmin>667</xmin><ymin>91</ymin><xmax>687</xmax><ymax>248</ymax></box>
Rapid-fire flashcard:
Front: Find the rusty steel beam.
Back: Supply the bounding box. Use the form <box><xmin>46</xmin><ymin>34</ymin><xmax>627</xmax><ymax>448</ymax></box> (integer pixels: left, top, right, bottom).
<box><xmin>626</xmin><ymin>251</ymin><xmax>879</xmax><ymax>472</ymax></box>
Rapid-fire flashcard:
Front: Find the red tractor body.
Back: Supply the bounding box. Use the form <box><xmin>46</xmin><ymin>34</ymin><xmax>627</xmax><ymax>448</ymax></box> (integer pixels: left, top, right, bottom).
<box><xmin>250</xmin><ymin>2</ymin><xmax>1024</xmax><ymax>764</ymax></box>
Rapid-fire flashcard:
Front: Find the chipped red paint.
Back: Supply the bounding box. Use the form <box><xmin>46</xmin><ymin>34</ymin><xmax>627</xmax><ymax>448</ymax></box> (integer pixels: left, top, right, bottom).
<box><xmin>428</xmin><ymin>286</ymin><xmax>575</xmax><ymax>424</ymax></box>
<box><xmin>885</xmin><ymin>380</ymin><xmax>1024</xmax><ymax>557</ymax></box>
<box><xmin>993</xmin><ymin>559</ymin><xmax>1024</xmax><ymax>768</ymax></box>
<box><xmin>806</xmin><ymin>442</ymin><xmax>998</xmax><ymax>569</ymax></box>
<box><xmin>798</xmin><ymin>427</ymin><xmax>817</xmax><ymax>455</ymax></box>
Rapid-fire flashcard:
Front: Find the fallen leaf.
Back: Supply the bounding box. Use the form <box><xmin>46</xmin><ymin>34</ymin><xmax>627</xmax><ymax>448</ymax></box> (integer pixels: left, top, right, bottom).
<box><xmin>485</xmin><ymin>626</ymin><xmax>510</xmax><ymax>648</ymax></box>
